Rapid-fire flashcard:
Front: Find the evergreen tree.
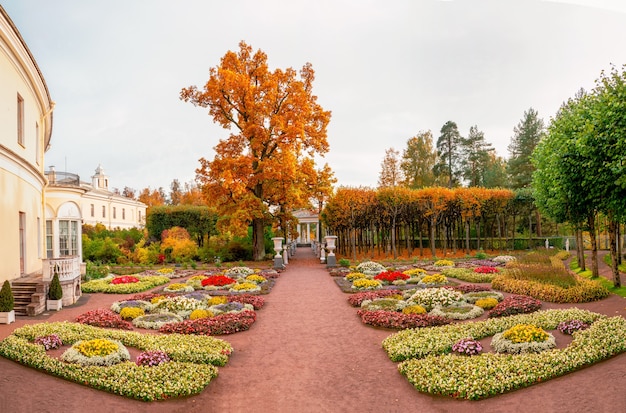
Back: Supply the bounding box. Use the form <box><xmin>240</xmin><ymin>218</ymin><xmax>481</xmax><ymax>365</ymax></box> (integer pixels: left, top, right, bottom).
<box><xmin>434</xmin><ymin>121</ymin><xmax>463</xmax><ymax>188</ymax></box>
<box><xmin>460</xmin><ymin>125</ymin><xmax>493</xmax><ymax>186</ymax></box>
<box><xmin>507</xmin><ymin>108</ymin><xmax>544</xmax><ymax>189</ymax></box>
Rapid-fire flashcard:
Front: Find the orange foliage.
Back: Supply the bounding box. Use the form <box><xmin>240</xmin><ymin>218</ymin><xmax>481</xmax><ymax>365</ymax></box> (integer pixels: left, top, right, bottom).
<box><xmin>181</xmin><ymin>41</ymin><xmax>332</xmax><ymax>259</ymax></box>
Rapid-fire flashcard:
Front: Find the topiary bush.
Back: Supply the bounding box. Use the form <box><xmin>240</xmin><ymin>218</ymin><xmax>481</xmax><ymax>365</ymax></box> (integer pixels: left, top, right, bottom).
<box><xmin>48</xmin><ymin>272</ymin><xmax>63</xmax><ymax>300</ymax></box>
<box><xmin>0</xmin><ymin>280</ymin><xmax>14</xmax><ymax>312</ymax></box>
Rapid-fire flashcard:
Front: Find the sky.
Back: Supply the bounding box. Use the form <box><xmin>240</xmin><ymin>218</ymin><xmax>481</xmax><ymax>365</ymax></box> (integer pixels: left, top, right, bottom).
<box><xmin>3</xmin><ymin>0</ymin><xmax>626</xmax><ymax>194</ymax></box>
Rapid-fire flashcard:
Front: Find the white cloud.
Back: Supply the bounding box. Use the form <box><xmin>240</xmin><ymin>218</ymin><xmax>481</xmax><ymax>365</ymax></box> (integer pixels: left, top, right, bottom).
<box><xmin>3</xmin><ymin>0</ymin><xmax>626</xmax><ymax>191</ymax></box>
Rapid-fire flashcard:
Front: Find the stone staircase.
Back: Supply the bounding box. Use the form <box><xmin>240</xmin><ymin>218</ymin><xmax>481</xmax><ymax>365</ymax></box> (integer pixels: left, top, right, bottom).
<box><xmin>11</xmin><ymin>278</ymin><xmax>47</xmax><ymax>316</ymax></box>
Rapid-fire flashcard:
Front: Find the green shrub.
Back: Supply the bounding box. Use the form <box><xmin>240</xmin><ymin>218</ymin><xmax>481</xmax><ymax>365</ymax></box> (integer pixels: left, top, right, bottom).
<box><xmin>338</xmin><ymin>258</ymin><xmax>351</xmax><ymax>267</ymax></box>
<box><xmin>0</xmin><ymin>280</ymin><xmax>14</xmax><ymax>312</ymax></box>
<box><xmin>48</xmin><ymin>273</ymin><xmax>63</xmax><ymax>300</ymax></box>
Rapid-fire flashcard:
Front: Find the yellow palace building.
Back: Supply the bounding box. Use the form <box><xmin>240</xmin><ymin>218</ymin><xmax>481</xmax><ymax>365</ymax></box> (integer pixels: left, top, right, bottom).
<box><xmin>1</xmin><ymin>7</ymin><xmax>145</xmax><ymax>315</ymax></box>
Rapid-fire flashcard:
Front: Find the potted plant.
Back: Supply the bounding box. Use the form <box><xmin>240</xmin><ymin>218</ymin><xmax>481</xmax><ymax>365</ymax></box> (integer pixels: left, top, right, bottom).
<box><xmin>0</xmin><ymin>280</ymin><xmax>15</xmax><ymax>324</ymax></box>
<box><xmin>47</xmin><ymin>272</ymin><xmax>63</xmax><ymax>311</ymax></box>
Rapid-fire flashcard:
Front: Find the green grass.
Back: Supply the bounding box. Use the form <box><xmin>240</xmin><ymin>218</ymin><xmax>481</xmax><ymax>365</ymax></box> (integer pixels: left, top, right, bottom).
<box><xmin>570</xmin><ymin>259</ymin><xmax>626</xmax><ymax>298</ymax></box>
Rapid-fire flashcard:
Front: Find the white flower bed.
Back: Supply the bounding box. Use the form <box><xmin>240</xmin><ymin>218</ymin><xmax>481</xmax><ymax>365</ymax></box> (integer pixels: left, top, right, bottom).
<box><xmin>429</xmin><ymin>304</ymin><xmax>484</xmax><ymax>320</ymax></box>
<box><xmin>61</xmin><ymin>339</ymin><xmax>130</xmax><ymax>367</ymax></box>
<box><xmin>356</xmin><ymin>261</ymin><xmax>386</xmax><ymax>275</ymax></box>
<box><xmin>408</xmin><ymin>288</ymin><xmax>465</xmax><ymax>311</ymax></box>
<box><xmin>491</xmin><ymin>331</ymin><xmax>556</xmax><ymax>354</ymax></box>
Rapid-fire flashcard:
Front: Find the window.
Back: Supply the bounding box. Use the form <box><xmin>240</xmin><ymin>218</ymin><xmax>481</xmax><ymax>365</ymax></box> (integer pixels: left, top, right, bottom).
<box><xmin>138</xmin><ymin>210</ymin><xmax>142</xmax><ymax>222</ymax></box>
<box><xmin>113</xmin><ymin>207</ymin><xmax>116</xmax><ymax>219</ymax></box>
<box><xmin>90</xmin><ymin>204</ymin><xmax>94</xmax><ymax>217</ymax></box>
<box><xmin>46</xmin><ymin>220</ymin><xmax>53</xmax><ymax>258</ymax></box>
<box><xmin>59</xmin><ymin>220</ymin><xmax>79</xmax><ymax>256</ymax></box>
<box><xmin>122</xmin><ymin>208</ymin><xmax>125</xmax><ymax>220</ymax></box>
<box><xmin>102</xmin><ymin>205</ymin><xmax>106</xmax><ymax>218</ymax></box>
<box><xmin>17</xmin><ymin>93</ymin><xmax>24</xmax><ymax>146</ymax></box>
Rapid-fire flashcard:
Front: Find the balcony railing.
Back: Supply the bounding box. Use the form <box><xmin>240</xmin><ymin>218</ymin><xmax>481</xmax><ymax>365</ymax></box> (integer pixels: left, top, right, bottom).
<box><xmin>43</xmin><ymin>257</ymin><xmax>81</xmax><ymax>282</ymax></box>
<box><xmin>45</xmin><ymin>170</ymin><xmax>80</xmax><ymax>186</ymax></box>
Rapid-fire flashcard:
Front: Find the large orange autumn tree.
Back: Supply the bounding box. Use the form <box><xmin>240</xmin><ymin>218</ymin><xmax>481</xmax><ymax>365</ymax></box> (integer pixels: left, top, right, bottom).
<box><xmin>180</xmin><ymin>41</ymin><xmax>331</xmax><ymax>260</ymax></box>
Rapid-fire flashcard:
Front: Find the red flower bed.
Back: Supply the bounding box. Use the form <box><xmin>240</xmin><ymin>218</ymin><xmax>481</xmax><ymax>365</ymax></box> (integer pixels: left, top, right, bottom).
<box><xmin>473</xmin><ymin>266</ymin><xmax>500</xmax><ymax>274</ymax></box>
<box><xmin>374</xmin><ymin>271</ymin><xmax>410</xmax><ymax>283</ymax></box>
<box><xmin>488</xmin><ymin>295</ymin><xmax>542</xmax><ymax>318</ymax></box>
<box><xmin>159</xmin><ymin>310</ymin><xmax>256</xmax><ymax>335</ymax></box>
<box><xmin>357</xmin><ymin>310</ymin><xmax>452</xmax><ymax>329</ymax></box>
<box><xmin>75</xmin><ymin>309</ymin><xmax>133</xmax><ymax>330</ymax></box>
<box><xmin>111</xmin><ymin>275</ymin><xmax>140</xmax><ymax>284</ymax></box>
<box><xmin>227</xmin><ymin>294</ymin><xmax>265</xmax><ymax>310</ymax></box>
<box><xmin>347</xmin><ymin>290</ymin><xmax>402</xmax><ymax>307</ymax></box>
<box><xmin>201</xmin><ymin>275</ymin><xmax>237</xmax><ymax>287</ymax></box>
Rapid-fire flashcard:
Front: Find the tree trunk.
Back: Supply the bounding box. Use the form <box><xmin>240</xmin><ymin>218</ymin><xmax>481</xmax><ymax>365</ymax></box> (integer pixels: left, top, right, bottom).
<box><xmin>429</xmin><ymin>219</ymin><xmax>436</xmax><ymax>258</ymax></box>
<box><xmin>609</xmin><ymin>216</ymin><xmax>621</xmax><ymax>288</ymax></box>
<box><xmin>576</xmin><ymin>228</ymin><xmax>586</xmax><ymax>271</ymax></box>
<box><xmin>252</xmin><ymin>217</ymin><xmax>266</xmax><ymax>261</ymax></box>
<box><xmin>588</xmin><ymin>213</ymin><xmax>599</xmax><ymax>278</ymax></box>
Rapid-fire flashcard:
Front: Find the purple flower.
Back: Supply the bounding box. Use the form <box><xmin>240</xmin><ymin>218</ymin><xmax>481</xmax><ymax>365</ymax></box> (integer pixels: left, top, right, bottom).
<box><xmin>451</xmin><ymin>338</ymin><xmax>482</xmax><ymax>356</ymax></box>
<box><xmin>136</xmin><ymin>350</ymin><xmax>171</xmax><ymax>367</ymax></box>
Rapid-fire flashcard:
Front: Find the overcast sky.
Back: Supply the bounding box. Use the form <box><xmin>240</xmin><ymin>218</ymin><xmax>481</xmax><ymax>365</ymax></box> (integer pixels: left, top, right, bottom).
<box><xmin>4</xmin><ymin>0</ymin><xmax>626</xmax><ymax>193</ymax></box>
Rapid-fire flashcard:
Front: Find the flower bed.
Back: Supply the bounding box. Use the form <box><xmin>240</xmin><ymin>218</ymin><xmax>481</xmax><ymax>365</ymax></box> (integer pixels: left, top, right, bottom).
<box><xmin>75</xmin><ymin>309</ymin><xmax>133</xmax><ymax>330</ymax></box>
<box><xmin>429</xmin><ymin>304</ymin><xmax>484</xmax><ymax>320</ymax></box>
<box><xmin>227</xmin><ymin>294</ymin><xmax>265</xmax><ymax>310</ymax></box>
<box><xmin>82</xmin><ymin>275</ymin><xmax>170</xmax><ymax>294</ymax></box>
<box><xmin>152</xmin><ymin>296</ymin><xmax>206</xmax><ymax>318</ymax></box>
<box><xmin>224</xmin><ymin>266</ymin><xmax>255</xmax><ymax>277</ymax></box>
<box><xmin>159</xmin><ymin>310</ymin><xmax>257</xmax><ymax>335</ymax></box>
<box><xmin>419</xmin><ymin>273</ymin><xmax>448</xmax><ymax>285</ymax></box>
<box><xmin>132</xmin><ymin>313</ymin><xmax>184</xmax><ymax>329</ymax></box>
<box><xmin>111</xmin><ymin>276</ymin><xmax>139</xmax><ymax>284</ymax></box>
<box><xmin>357</xmin><ymin>310</ymin><xmax>451</xmax><ymax>330</ymax></box>
<box><xmin>347</xmin><ymin>290</ymin><xmax>402</xmax><ymax>307</ymax></box>
<box><xmin>382</xmin><ymin>308</ymin><xmax>602</xmax><ymax>362</ymax></box>
<box><xmin>356</xmin><ymin>261</ymin><xmax>386</xmax><ymax>275</ymax></box>
<box><xmin>488</xmin><ymin>295</ymin><xmax>542</xmax><ymax>318</ymax></box>
<box><xmin>360</xmin><ymin>298</ymin><xmax>407</xmax><ymax>312</ymax></box>
<box><xmin>229</xmin><ymin>282</ymin><xmax>261</xmax><ymax>293</ymax></box>
<box><xmin>374</xmin><ymin>271</ymin><xmax>410</xmax><ymax>284</ymax></box>
<box><xmin>491</xmin><ymin>272</ymin><xmax>610</xmax><ymax>303</ymax></box>
<box><xmin>110</xmin><ymin>300</ymin><xmax>153</xmax><ymax>313</ymax></box>
<box><xmin>163</xmin><ymin>283</ymin><xmax>195</xmax><ymax>293</ymax></box>
<box><xmin>462</xmin><ymin>291</ymin><xmax>503</xmax><ymax>304</ymax></box>
<box><xmin>351</xmin><ymin>278</ymin><xmax>383</xmax><ymax>291</ymax></box>
<box><xmin>61</xmin><ymin>338</ymin><xmax>130</xmax><ymax>366</ymax></box>
<box><xmin>0</xmin><ymin>322</ymin><xmax>232</xmax><ymax>401</ymax></box>
<box><xmin>408</xmin><ymin>288</ymin><xmax>464</xmax><ymax>311</ymax></box>
<box><xmin>201</xmin><ymin>275</ymin><xmax>237</xmax><ymax>288</ymax></box>
<box><xmin>490</xmin><ymin>324</ymin><xmax>556</xmax><ymax>354</ymax></box>
<box><xmin>474</xmin><ymin>266</ymin><xmax>500</xmax><ymax>274</ymax></box>
<box><xmin>442</xmin><ymin>268</ymin><xmax>495</xmax><ymax>283</ymax></box>
<box><xmin>390</xmin><ymin>310</ymin><xmax>624</xmax><ymax>400</ymax></box>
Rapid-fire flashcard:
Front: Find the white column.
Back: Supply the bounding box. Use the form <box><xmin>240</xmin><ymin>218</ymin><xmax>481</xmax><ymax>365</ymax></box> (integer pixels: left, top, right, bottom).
<box><xmin>306</xmin><ymin>223</ymin><xmax>311</xmax><ymax>243</ymax></box>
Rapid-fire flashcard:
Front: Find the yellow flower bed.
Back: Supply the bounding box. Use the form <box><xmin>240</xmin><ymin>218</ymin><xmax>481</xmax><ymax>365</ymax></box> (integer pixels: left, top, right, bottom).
<box><xmin>157</xmin><ymin>268</ymin><xmax>175</xmax><ymax>274</ymax></box>
<box><xmin>119</xmin><ymin>307</ymin><xmax>145</xmax><ymax>320</ymax></box>
<box><xmin>475</xmin><ymin>297</ymin><xmax>499</xmax><ymax>310</ymax></box>
<box><xmin>420</xmin><ymin>273</ymin><xmax>447</xmax><ymax>284</ymax></box>
<box><xmin>190</xmin><ymin>309</ymin><xmax>214</xmax><ymax>320</ymax></box>
<box><xmin>75</xmin><ymin>338</ymin><xmax>119</xmax><ymax>357</ymax></box>
<box><xmin>503</xmin><ymin>324</ymin><xmax>549</xmax><ymax>343</ymax></box>
<box><xmin>434</xmin><ymin>259</ymin><xmax>454</xmax><ymax>267</ymax></box>
<box><xmin>346</xmin><ymin>272</ymin><xmax>367</xmax><ymax>281</ymax></box>
<box><xmin>207</xmin><ymin>296</ymin><xmax>228</xmax><ymax>306</ymax></box>
<box><xmin>403</xmin><ymin>268</ymin><xmax>426</xmax><ymax>276</ymax></box>
<box><xmin>402</xmin><ymin>305</ymin><xmax>426</xmax><ymax>315</ymax></box>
